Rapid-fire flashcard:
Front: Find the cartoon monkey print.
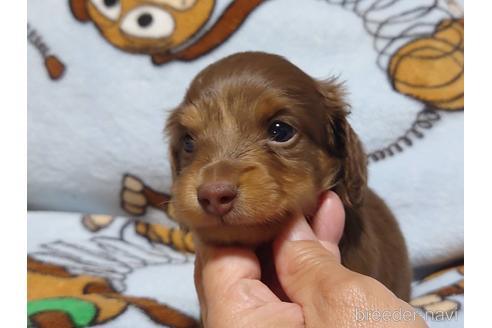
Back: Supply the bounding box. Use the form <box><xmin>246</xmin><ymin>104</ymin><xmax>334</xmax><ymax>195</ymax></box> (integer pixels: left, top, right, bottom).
<box><xmin>70</xmin><ymin>0</ymin><xmax>265</xmax><ymax>64</ymax></box>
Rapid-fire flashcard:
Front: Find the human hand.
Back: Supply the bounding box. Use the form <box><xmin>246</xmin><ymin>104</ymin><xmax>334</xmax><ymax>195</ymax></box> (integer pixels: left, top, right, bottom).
<box><xmin>194</xmin><ymin>191</ymin><xmax>426</xmax><ymax>327</ymax></box>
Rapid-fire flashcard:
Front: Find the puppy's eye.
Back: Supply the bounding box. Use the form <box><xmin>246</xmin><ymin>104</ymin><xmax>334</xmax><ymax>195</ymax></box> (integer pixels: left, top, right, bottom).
<box><xmin>183</xmin><ymin>134</ymin><xmax>194</xmax><ymax>153</ymax></box>
<box><xmin>268</xmin><ymin>121</ymin><xmax>296</xmax><ymax>143</ymax></box>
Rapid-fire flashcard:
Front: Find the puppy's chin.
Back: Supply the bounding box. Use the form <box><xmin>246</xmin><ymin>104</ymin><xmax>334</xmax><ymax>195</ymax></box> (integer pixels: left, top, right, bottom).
<box><xmin>192</xmin><ymin>222</ymin><xmax>284</xmax><ymax>247</ymax></box>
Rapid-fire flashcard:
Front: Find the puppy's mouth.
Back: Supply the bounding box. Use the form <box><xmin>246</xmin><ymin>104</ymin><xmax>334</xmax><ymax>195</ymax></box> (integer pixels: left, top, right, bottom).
<box><xmin>192</xmin><ymin>218</ymin><xmax>287</xmax><ymax>246</ymax></box>
<box><xmin>171</xmin><ymin>180</ymin><xmax>320</xmax><ymax>245</ymax></box>
<box><xmin>181</xmin><ymin>199</ymin><xmax>293</xmax><ymax>246</ymax></box>
<box><xmin>192</xmin><ymin>209</ymin><xmax>285</xmax><ymax>228</ymax></box>
<box><xmin>173</xmin><ymin>187</ymin><xmax>321</xmax><ymax>246</ymax></box>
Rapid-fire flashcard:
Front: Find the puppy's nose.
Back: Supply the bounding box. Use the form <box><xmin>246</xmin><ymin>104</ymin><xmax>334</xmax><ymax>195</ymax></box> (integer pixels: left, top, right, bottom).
<box><xmin>197</xmin><ymin>182</ymin><xmax>237</xmax><ymax>216</ymax></box>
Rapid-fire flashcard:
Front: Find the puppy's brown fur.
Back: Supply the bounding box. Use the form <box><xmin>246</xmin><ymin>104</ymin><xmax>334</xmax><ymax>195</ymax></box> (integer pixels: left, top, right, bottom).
<box><xmin>166</xmin><ymin>52</ymin><xmax>411</xmax><ymax>300</ymax></box>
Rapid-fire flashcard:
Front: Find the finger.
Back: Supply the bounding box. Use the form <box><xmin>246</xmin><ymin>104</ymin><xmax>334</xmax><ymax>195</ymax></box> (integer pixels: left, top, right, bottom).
<box><xmin>274</xmin><ymin>214</ymin><xmax>341</xmax><ymax>266</ymax></box>
<box><xmin>273</xmin><ymin>215</ymin><xmax>353</xmax><ymax>306</ymax></box>
<box><xmin>198</xmin><ymin>243</ymin><xmax>272</xmax><ymax>308</ymax></box>
<box><xmin>199</xmin><ymin>242</ymin><xmax>261</xmax><ymax>281</ymax></box>
<box><xmin>312</xmin><ymin>191</ymin><xmax>345</xmax><ymax>243</ymax></box>
<box><xmin>197</xmin><ymin>242</ymin><xmax>286</xmax><ymax>327</ymax></box>
<box><xmin>311</xmin><ymin>191</ymin><xmax>345</xmax><ymax>260</ymax></box>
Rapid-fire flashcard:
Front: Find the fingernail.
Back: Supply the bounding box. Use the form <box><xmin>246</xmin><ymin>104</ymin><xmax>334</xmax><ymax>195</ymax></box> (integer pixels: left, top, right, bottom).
<box><xmin>287</xmin><ymin>216</ymin><xmax>317</xmax><ymax>241</ymax></box>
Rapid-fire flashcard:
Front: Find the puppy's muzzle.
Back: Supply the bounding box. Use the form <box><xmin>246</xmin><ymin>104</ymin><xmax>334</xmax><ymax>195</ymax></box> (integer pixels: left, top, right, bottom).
<box><xmin>197</xmin><ymin>182</ymin><xmax>237</xmax><ymax>216</ymax></box>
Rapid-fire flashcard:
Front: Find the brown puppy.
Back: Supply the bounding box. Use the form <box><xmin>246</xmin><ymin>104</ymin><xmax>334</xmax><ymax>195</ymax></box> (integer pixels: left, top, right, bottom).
<box><xmin>166</xmin><ymin>52</ymin><xmax>411</xmax><ymax>300</ymax></box>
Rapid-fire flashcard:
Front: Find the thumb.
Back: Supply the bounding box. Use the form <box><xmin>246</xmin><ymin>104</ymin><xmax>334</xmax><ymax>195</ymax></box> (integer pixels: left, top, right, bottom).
<box><xmin>312</xmin><ymin>191</ymin><xmax>345</xmax><ymax>258</ymax></box>
<box><xmin>273</xmin><ymin>203</ymin><xmax>350</xmax><ymax>307</ymax></box>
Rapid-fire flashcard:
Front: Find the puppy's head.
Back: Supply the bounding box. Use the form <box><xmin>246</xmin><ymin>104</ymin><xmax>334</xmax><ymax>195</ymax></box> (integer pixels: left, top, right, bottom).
<box><xmin>165</xmin><ymin>52</ymin><xmax>367</xmax><ymax>246</ymax></box>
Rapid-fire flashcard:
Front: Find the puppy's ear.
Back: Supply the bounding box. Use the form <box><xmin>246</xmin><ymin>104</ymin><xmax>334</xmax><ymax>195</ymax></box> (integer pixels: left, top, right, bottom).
<box><xmin>165</xmin><ymin>110</ymin><xmax>182</xmax><ymax>180</ymax></box>
<box><xmin>318</xmin><ymin>79</ymin><xmax>367</xmax><ymax>208</ymax></box>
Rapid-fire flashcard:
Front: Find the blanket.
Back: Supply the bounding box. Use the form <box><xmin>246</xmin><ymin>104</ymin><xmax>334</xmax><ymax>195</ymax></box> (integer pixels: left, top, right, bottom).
<box><xmin>28</xmin><ymin>0</ymin><xmax>463</xmax><ymax>268</ymax></box>
<box><xmin>27</xmin><ymin>211</ymin><xmax>464</xmax><ymax>327</ymax></box>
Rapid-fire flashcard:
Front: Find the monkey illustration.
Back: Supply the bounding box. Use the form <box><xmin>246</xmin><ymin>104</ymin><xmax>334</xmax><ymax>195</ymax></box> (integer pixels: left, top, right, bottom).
<box><xmin>135</xmin><ymin>220</ymin><xmax>195</xmax><ymax>253</ymax></box>
<box><xmin>69</xmin><ymin>0</ymin><xmax>265</xmax><ymax>65</ymax></box>
<box><xmin>28</xmin><ymin>23</ymin><xmax>66</xmax><ymax>80</ymax></box>
<box><xmin>410</xmin><ymin>265</ymin><xmax>464</xmax><ymax>318</ymax></box>
<box><xmin>28</xmin><ymin>256</ymin><xmax>199</xmax><ymax>328</ymax></box>
<box><xmin>82</xmin><ymin>213</ymin><xmax>115</xmax><ymax>232</ymax></box>
<box><xmin>120</xmin><ymin>174</ymin><xmax>195</xmax><ymax>252</ymax></box>
<box><xmin>120</xmin><ymin>173</ymin><xmax>171</xmax><ymax>215</ymax></box>
<box><xmin>81</xmin><ymin>212</ymin><xmax>195</xmax><ymax>253</ymax></box>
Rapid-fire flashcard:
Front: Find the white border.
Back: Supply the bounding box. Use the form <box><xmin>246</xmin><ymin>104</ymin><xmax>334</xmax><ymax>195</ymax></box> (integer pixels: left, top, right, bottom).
<box><xmin>0</xmin><ymin>0</ymin><xmax>27</xmax><ymax>326</ymax></box>
<box><xmin>11</xmin><ymin>0</ymin><xmax>480</xmax><ymax>327</ymax></box>
<box><xmin>465</xmin><ymin>1</ymin><xmax>491</xmax><ymax>327</ymax></box>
